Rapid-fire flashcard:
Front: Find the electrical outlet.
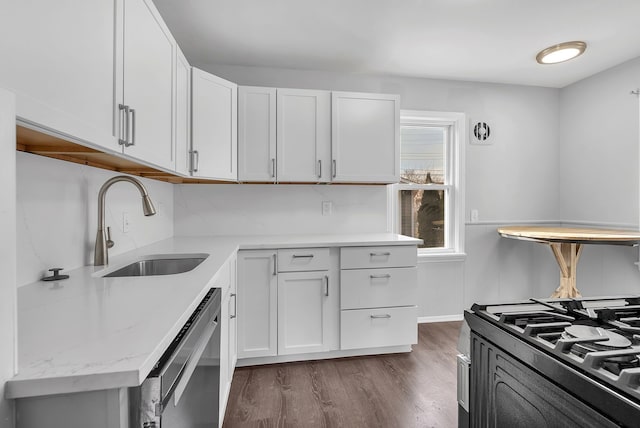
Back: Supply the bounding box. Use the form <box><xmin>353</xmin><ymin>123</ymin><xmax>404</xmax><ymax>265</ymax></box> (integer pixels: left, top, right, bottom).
<box><xmin>470</xmin><ymin>209</ymin><xmax>479</xmax><ymax>223</ymax></box>
<box><xmin>322</xmin><ymin>201</ymin><xmax>333</xmax><ymax>216</ymax></box>
<box><xmin>122</xmin><ymin>212</ymin><xmax>130</xmax><ymax>233</ymax></box>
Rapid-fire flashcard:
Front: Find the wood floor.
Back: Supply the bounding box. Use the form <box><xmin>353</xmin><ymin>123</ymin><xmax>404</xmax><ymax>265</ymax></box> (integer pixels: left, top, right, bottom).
<box><xmin>223</xmin><ymin>321</ymin><xmax>462</xmax><ymax>428</ymax></box>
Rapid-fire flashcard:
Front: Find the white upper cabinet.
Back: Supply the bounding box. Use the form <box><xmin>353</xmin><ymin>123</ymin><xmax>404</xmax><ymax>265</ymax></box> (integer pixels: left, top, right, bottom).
<box><xmin>191</xmin><ymin>68</ymin><xmax>238</xmax><ymax>181</ymax></box>
<box><xmin>238</xmin><ymin>86</ymin><xmax>277</xmax><ymax>182</ymax></box>
<box><xmin>277</xmin><ymin>89</ymin><xmax>331</xmax><ymax>183</ymax></box>
<box><xmin>238</xmin><ymin>87</ymin><xmax>400</xmax><ymax>184</ymax></box>
<box><xmin>331</xmin><ymin>92</ymin><xmax>400</xmax><ymax>183</ymax></box>
<box><xmin>116</xmin><ymin>0</ymin><xmax>175</xmax><ymax>170</ymax></box>
<box><xmin>174</xmin><ymin>49</ymin><xmax>191</xmax><ymax>176</ymax></box>
<box><xmin>0</xmin><ymin>1</ymin><xmax>118</xmax><ymax>152</ymax></box>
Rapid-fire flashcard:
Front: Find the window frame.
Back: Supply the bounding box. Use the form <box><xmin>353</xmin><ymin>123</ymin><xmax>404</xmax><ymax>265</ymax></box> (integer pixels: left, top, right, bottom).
<box><xmin>388</xmin><ymin>110</ymin><xmax>466</xmax><ymax>259</ymax></box>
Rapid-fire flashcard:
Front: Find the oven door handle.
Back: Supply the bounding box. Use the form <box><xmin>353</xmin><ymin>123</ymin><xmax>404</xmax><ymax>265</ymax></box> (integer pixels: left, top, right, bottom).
<box><xmin>169</xmin><ymin>319</ymin><xmax>218</xmax><ymax>407</ymax></box>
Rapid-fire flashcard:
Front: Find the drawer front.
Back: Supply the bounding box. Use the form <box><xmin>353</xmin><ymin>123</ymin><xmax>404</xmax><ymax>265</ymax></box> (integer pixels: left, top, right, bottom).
<box><xmin>341</xmin><ymin>267</ymin><xmax>417</xmax><ymax>309</ymax></box>
<box><xmin>340</xmin><ymin>245</ymin><xmax>417</xmax><ymax>269</ymax></box>
<box><xmin>277</xmin><ymin>248</ymin><xmax>330</xmax><ymax>272</ymax></box>
<box><xmin>341</xmin><ymin>306</ymin><xmax>417</xmax><ymax>350</ymax></box>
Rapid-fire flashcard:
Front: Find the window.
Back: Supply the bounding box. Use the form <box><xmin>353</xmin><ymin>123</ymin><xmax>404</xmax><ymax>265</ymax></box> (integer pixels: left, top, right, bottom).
<box><xmin>390</xmin><ymin>110</ymin><xmax>465</xmax><ymax>256</ymax></box>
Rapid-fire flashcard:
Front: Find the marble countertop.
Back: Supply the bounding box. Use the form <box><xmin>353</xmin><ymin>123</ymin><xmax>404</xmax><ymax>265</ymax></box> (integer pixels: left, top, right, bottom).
<box><xmin>6</xmin><ymin>233</ymin><xmax>420</xmax><ymax>399</ymax></box>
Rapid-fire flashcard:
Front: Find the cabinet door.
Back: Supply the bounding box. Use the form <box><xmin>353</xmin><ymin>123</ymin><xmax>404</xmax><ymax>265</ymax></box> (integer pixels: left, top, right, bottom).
<box><xmin>219</xmin><ymin>290</ymin><xmax>230</xmax><ymax>420</ymax></box>
<box><xmin>228</xmin><ymin>254</ymin><xmax>238</xmax><ymax>374</ymax></box>
<box><xmin>277</xmin><ymin>271</ymin><xmax>330</xmax><ymax>355</ymax></box>
<box><xmin>238</xmin><ymin>86</ymin><xmax>277</xmax><ymax>182</ymax></box>
<box><xmin>174</xmin><ymin>49</ymin><xmax>191</xmax><ymax>176</ymax></box>
<box><xmin>191</xmin><ymin>68</ymin><xmax>238</xmax><ymax>181</ymax></box>
<box><xmin>237</xmin><ymin>251</ymin><xmax>277</xmax><ymax>358</ymax></box>
<box><xmin>331</xmin><ymin>92</ymin><xmax>400</xmax><ymax>183</ymax></box>
<box><xmin>118</xmin><ymin>0</ymin><xmax>175</xmax><ymax>170</ymax></box>
<box><xmin>0</xmin><ymin>0</ymin><xmax>118</xmax><ymax>152</ymax></box>
<box><xmin>276</xmin><ymin>89</ymin><xmax>330</xmax><ymax>183</ymax></box>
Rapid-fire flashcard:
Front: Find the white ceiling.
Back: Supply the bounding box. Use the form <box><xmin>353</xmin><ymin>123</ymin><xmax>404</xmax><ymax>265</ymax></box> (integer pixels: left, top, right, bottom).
<box><xmin>152</xmin><ymin>0</ymin><xmax>640</xmax><ymax>88</ymax></box>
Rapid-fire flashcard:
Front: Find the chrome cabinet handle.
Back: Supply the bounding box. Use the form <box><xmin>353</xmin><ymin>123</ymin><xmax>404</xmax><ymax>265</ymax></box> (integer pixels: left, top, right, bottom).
<box><xmin>230</xmin><ymin>293</ymin><xmax>237</xmax><ymax>319</ymax></box>
<box><xmin>272</xmin><ymin>254</ymin><xmax>277</xmax><ymax>275</ymax></box>
<box><xmin>292</xmin><ymin>254</ymin><xmax>314</xmax><ymax>258</ymax></box>
<box><xmin>190</xmin><ymin>150</ymin><xmax>199</xmax><ymax>173</ymax></box>
<box><xmin>127</xmin><ymin>108</ymin><xmax>136</xmax><ymax>147</ymax></box>
<box><xmin>370</xmin><ymin>252</ymin><xmax>391</xmax><ymax>257</ymax></box>
<box><xmin>125</xmin><ymin>105</ymin><xmax>130</xmax><ymax>145</ymax></box>
<box><xmin>118</xmin><ymin>104</ymin><xmax>127</xmax><ymax>146</ymax></box>
<box><xmin>370</xmin><ymin>274</ymin><xmax>391</xmax><ymax>279</ymax></box>
<box><xmin>271</xmin><ymin>158</ymin><xmax>276</xmax><ymax>178</ymax></box>
<box><xmin>317</xmin><ymin>160</ymin><xmax>322</xmax><ymax>178</ymax></box>
<box><xmin>324</xmin><ymin>275</ymin><xmax>329</xmax><ymax>296</ymax></box>
<box><xmin>332</xmin><ymin>159</ymin><xmax>336</xmax><ymax>178</ymax></box>
<box><xmin>370</xmin><ymin>314</ymin><xmax>391</xmax><ymax>319</ymax></box>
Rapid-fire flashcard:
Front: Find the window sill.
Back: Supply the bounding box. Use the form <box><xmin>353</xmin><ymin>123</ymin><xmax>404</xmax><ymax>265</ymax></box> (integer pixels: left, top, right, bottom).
<box><xmin>417</xmin><ymin>251</ymin><xmax>466</xmax><ymax>263</ymax></box>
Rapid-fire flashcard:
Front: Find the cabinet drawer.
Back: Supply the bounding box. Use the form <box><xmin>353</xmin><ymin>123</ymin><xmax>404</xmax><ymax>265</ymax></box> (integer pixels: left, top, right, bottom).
<box><xmin>341</xmin><ymin>306</ymin><xmax>417</xmax><ymax>350</ymax></box>
<box><xmin>340</xmin><ymin>245</ymin><xmax>417</xmax><ymax>269</ymax></box>
<box><xmin>341</xmin><ymin>267</ymin><xmax>416</xmax><ymax>309</ymax></box>
<box><xmin>278</xmin><ymin>248</ymin><xmax>329</xmax><ymax>272</ymax></box>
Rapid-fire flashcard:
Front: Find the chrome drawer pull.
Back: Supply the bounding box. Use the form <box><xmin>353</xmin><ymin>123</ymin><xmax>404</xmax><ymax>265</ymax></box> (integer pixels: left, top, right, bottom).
<box><xmin>370</xmin><ymin>314</ymin><xmax>391</xmax><ymax>319</ymax></box>
<box><xmin>370</xmin><ymin>252</ymin><xmax>391</xmax><ymax>257</ymax></box>
<box><xmin>370</xmin><ymin>274</ymin><xmax>391</xmax><ymax>279</ymax></box>
<box><xmin>292</xmin><ymin>254</ymin><xmax>314</xmax><ymax>258</ymax></box>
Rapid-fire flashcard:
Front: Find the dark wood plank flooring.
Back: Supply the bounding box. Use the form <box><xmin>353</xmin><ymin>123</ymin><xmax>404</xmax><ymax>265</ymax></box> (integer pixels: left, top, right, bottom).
<box><xmin>223</xmin><ymin>321</ymin><xmax>462</xmax><ymax>428</ymax></box>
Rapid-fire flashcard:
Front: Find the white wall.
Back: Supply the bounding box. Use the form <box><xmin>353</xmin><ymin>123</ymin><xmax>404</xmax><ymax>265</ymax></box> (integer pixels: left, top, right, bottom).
<box><xmin>560</xmin><ymin>57</ymin><xmax>640</xmax><ymax>227</ymax></box>
<box><xmin>187</xmin><ymin>64</ymin><xmax>563</xmax><ymax>316</ymax></box>
<box><xmin>557</xmin><ymin>57</ymin><xmax>640</xmax><ymax>297</ymax></box>
<box><xmin>175</xmin><ymin>183</ymin><xmax>388</xmax><ymax>236</ymax></box>
<box><xmin>16</xmin><ymin>152</ymin><xmax>175</xmax><ymax>286</ymax></box>
<box><xmin>1</xmin><ymin>89</ymin><xmax>17</xmax><ymax>428</ymax></box>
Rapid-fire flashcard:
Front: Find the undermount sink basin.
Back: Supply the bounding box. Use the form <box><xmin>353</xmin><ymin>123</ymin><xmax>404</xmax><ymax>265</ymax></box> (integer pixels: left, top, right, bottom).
<box><xmin>104</xmin><ymin>253</ymin><xmax>208</xmax><ymax>277</ymax></box>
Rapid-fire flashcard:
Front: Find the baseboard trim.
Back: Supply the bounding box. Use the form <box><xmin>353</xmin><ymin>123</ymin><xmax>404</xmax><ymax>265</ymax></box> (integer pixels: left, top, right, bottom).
<box><xmin>418</xmin><ymin>314</ymin><xmax>464</xmax><ymax>323</ymax></box>
<box><xmin>237</xmin><ymin>345</ymin><xmax>412</xmax><ymax>367</ymax></box>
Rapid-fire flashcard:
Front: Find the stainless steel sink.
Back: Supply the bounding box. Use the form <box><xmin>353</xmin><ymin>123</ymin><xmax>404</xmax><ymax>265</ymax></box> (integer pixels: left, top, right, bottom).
<box><xmin>104</xmin><ymin>254</ymin><xmax>208</xmax><ymax>277</ymax></box>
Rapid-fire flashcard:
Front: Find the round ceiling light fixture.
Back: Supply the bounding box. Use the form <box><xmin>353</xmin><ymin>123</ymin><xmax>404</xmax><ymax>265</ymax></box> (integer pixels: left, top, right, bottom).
<box><xmin>536</xmin><ymin>41</ymin><xmax>587</xmax><ymax>64</ymax></box>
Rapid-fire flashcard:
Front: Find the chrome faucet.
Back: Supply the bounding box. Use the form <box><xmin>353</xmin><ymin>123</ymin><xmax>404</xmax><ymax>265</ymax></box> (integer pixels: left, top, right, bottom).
<box><xmin>94</xmin><ymin>175</ymin><xmax>156</xmax><ymax>266</ymax></box>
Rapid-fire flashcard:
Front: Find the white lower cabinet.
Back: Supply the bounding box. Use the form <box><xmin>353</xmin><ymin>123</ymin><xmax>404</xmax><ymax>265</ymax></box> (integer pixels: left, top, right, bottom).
<box><xmin>218</xmin><ymin>255</ymin><xmax>237</xmax><ymax>427</ymax></box>
<box><xmin>237</xmin><ymin>250</ymin><xmax>278</xmax><ymax>358</ymax></box>
<box><xmin>237</xmin><ymin>244</ymin><xmax>418</xmax><ymax>364</ymax></box>
<box><xmin>340</xmin><ymin>245</ymin><xmax>418</xmax><ymax>350</ymax></box>
<box><xmin>341</xmin><ymin>306</ymin><xmax>418</xmax><ymax>350</ymax></box>
<box><xmin>278</xmin><ymin>271</ymin><xmax>331</xmax><ymax>355</ymax></box>
<box><xmin>237</xmin><ymin>248</ymin><xmax>336</xmax><ymax>360</ymax></box>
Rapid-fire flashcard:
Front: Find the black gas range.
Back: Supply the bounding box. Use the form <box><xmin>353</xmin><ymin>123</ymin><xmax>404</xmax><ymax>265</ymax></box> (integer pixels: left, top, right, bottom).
<box><xmin>460</xmin><ymin>296</ymin><xmax>640</xmax><ymax>427</ymax></box>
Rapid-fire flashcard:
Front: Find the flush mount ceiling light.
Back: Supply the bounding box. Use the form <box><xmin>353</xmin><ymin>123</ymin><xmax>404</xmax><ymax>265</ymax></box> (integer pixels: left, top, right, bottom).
<box><xmin>536</xmin><ymin>41</ymin><xmax>587</xmax><ymax>64</ymax></box>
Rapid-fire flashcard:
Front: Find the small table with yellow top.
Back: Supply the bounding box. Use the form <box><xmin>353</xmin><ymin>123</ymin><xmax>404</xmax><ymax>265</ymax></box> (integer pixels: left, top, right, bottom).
<box><xmin>497</xmin><ymin>226</ymin><xmax>640</xmax><ymax>298</ymax></box>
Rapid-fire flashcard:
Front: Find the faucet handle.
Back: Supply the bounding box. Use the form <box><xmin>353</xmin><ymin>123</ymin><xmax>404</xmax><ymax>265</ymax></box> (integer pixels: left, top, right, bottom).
<box><xmin>106</xmin><ymin>226</ymin><xmax>115</xmax><ymax>249</ymax></box>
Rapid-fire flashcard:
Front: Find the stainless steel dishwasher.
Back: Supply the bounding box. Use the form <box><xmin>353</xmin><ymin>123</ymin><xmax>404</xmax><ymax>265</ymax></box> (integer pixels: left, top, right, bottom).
<box><xmin>129</xmin><ymin>288</ymin><xmax>221</xmax><ymax>428</ymax></box>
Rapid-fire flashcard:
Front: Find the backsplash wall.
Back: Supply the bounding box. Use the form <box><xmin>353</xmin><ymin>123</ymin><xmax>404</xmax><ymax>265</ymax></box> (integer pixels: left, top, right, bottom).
<box><xmin>174</xmin><ymin>183</ymin><xmax>388</xmax><ymax>236</ymax></box>
<box><xmin>16</xmin><ymin>152</ymin><xmax>175</xmax><ymax>286</ymax></box>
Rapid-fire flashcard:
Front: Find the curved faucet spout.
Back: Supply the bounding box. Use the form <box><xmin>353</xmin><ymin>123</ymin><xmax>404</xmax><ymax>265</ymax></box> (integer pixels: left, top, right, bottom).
<box><xmin>94</xmin><ymin>175</ymin><xmax>156</xmax><ymax>266</ymax></box>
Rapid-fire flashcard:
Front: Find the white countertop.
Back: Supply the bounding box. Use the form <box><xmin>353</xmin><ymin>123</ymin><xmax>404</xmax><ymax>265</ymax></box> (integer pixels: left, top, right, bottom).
<box><xmin>6</xmin><ymin>233</ymin><xmax>419</xmax><ymax>399</ymax></box>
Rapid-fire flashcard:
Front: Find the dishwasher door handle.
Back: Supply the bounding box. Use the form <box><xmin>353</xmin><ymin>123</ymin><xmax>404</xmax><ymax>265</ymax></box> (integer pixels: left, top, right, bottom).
<box><xmin>172</xmin><ymin>320</ymin><xmax>218</xmax><ymax>406</ymax></box>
